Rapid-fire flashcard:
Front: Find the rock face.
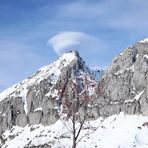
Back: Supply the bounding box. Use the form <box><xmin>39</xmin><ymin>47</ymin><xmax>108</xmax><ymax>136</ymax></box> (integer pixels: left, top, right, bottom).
<box><xmin>94</xmin><ymin>39</ymin><xmax>148</xmax><ymax>117</ymax></box>
<box><xmin>0</xmin><ymin>51</ymin><xmax>96</xmax><ymax>134</ymax></box>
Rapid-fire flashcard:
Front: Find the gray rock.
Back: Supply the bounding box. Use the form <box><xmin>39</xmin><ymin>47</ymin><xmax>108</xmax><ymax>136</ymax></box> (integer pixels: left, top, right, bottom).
<box><xmin>94</xmin><ymin>41</ymin><xmax>148</xmax><ymax>117</ymax></box>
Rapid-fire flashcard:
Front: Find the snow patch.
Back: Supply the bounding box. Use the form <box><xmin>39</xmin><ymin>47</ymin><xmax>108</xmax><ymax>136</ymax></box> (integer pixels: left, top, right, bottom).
<box><xmin>144</xmin><ymin>54</ymin><xmax>148</xmax><ymax>59</ymax></box>
<box><xmin>115</xmin><ymin>69</ymin><xmax>123</xmax><ymax>75</ymax></box>
<box><xmin>134</xmin><ymin>90</ymin><xmax>144</xmax><ymax>101</ymax></box>
<box><xmin>136</xmin><ymin>54</ymin><xmax>139</xmax><ymax>58</ymax></box>
<box><xmin>126</xmin><ymin>65</ymin><xmax>134</xmax><ymax>71</ymax></box>
<box><xmin>124</xmin><ymin>90</ymin><xmax>144</xmax><ymax>103</ymax></box>
<box><xmin>115</xmin><ymin>65</ymin><xmax>134</xmax><ymax>76</ymax></box>
<box><xmin>34</xmin><ymin>107</ymin><xmax>42</xmax><ymax>112</ymax></box>
<box><xmin>139</xmin><ymin>38</ymin><xmax>148</xmax><ymax>43</ymax></box>
<box><xmin>45</xmin><ymin>89</ymin><xmax>58</xmax><ymax>98</ymax></box>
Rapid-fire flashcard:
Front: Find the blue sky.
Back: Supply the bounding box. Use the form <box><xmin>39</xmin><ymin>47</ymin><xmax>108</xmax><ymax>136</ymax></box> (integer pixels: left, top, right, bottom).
<box><xmin>0</xmin><ymin>0</ymin><xmax>148</xmax><ymax>92</ymax></box>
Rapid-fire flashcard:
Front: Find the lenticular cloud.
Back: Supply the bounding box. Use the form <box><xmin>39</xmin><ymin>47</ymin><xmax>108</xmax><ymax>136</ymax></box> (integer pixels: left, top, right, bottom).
<box><xmin>47</xmin><ymin>31</ymin><xmax>102</xmax><ymax>55</ymax></box>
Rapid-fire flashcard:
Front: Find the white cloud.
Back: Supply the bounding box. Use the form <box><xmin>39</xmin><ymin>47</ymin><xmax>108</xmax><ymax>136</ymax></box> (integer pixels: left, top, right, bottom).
<box><xmin>47</xmin><ymin>31</ymin><xmax>109</xmax><ymax>68</ymax></box>
<box><xmin>47</xmin><ymin>31</ymin><xmax>106</xmax><ymax>56</ymax></box>
<box><xmin>55</xmin><ymin>0</ymin><xmax>148</xmax><ymax>36</ymax></box>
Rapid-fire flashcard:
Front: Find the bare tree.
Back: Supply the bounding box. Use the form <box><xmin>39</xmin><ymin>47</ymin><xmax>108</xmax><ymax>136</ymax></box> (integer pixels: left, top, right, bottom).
<box><xmin>59</xmin><ymin>75</ymin><xmax>95</xmax><ymax>148</ymax></box>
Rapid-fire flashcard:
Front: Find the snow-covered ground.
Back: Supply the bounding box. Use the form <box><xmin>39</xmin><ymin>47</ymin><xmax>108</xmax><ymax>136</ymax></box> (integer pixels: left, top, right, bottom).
<box><xmin>1</xmin><ymin>113</ymin><xmax>148</xmax><ymax>148</ymax></box>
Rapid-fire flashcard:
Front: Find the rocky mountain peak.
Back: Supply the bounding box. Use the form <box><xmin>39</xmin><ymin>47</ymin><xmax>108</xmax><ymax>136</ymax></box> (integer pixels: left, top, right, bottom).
<box><xmin>96</xmin><ymin>39</ymin><xmax>148</xmax><ymax>117</ymax></box>
<box><xmin>0</xmin><ymin>50</ymin><xmax>96</xmax><ymax>134</ymax></box>
<box><xmin>65</xmin><ymin>50</ymin><xmax>79</xmax><ymax>56</ymax></box>
<box><xmin>0</xmin><ymin>50</ymin><xmax>82</xmax><ymax>102</ymax></box>
<box><xmin>106</xmin><ymin>38</ymin><xmax>148</xmax><ymax>75</ymax></box>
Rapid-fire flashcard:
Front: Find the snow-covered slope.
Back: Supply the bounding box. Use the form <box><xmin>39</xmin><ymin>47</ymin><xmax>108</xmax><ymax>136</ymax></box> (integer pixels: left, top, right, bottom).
<box><xmin>1</xmin><ymin>113</ymin><xmax>148</xmax><ymax>148</ymax></box>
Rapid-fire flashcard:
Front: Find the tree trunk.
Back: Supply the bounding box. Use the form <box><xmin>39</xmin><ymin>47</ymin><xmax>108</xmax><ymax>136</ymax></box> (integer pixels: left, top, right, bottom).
<box><xmin>72</xmin><ymin>137</ymin><xmax>76</xmax><ymax>148</ymax></box>
<box><xmin>72</xmin><ymin>115</ymin><xmax>77</xmax><ymax>148</ymax></box>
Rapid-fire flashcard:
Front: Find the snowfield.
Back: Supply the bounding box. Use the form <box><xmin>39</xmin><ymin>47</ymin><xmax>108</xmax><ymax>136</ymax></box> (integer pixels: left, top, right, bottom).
<box><xmin>1</xmin><ymin>113</ymin><xmax>148</xmax><ymax>148</ymax></box>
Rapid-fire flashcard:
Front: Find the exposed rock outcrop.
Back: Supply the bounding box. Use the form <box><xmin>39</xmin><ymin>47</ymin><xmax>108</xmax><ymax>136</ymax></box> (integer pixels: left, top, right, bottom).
<box><xmin>94</xmin><ymin>39</ymin><xmax>148</xmax><ymax>117</ymax></box>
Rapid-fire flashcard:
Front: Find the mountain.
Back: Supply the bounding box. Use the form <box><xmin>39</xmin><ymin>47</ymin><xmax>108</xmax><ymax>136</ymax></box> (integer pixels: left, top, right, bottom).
<box><xmin>94</xmin><ymin>39</ymin><xmax>148</xmax><ymax>117</ymax></box>
<box><xmin>0</xmin><ymin>40</ymin><xmax>148</xmax><ymax>148</ymax></box>
<box><xmin>0</xmin><ymin>51</ymin><xmax>97</xmax><ymax>133</ymax></box>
